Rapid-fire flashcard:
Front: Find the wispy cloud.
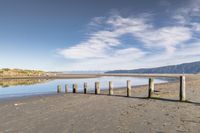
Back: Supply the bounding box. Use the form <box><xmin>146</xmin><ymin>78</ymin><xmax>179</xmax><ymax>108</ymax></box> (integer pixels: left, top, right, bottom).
<box><xmin>173</xmin><ymin>0</ymin><xmax>200</xmax><ymax>29</ymax></box>
<box><xmin>58</xmin><ymin>0</ymin><xmax>200</xmax><ymax>70</ymax></box>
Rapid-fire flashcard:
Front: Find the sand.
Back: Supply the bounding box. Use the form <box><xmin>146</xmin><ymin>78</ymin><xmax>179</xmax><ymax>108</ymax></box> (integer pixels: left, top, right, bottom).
<box><xmin>0</xmin><ymin>74</ymin><xmax>200</xmax><ymax>133</ymax></box>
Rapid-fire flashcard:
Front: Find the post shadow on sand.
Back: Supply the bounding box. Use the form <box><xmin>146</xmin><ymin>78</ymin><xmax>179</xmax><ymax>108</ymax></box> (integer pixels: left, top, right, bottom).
<box><xmin>61</xmin><ymin>91</ymin><xmax>200</xmax><ymax>106</ymax></box>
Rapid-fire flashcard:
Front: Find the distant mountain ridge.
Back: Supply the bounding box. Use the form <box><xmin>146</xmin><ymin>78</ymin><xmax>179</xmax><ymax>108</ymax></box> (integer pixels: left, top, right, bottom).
<box><xmin>106</xmin><ymin>61</ymin><xmax>200</xmax><ymax>74</ymax></box>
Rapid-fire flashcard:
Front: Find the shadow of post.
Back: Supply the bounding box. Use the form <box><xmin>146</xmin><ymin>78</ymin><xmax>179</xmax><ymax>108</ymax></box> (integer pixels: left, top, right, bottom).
<box><xmin>70</xmin><ymin>91</ymin><xmax>200</xmax><ymax>106</ymax></box>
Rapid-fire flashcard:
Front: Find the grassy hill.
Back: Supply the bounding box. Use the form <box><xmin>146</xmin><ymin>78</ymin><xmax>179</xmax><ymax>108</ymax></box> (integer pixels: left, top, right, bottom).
<box><xmin>0</xmin><ymin>68</ymin><xmax>46</xmax><ymax>78</ymax></box>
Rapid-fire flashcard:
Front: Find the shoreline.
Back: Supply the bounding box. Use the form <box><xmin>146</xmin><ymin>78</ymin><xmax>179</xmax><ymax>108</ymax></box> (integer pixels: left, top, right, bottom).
<box><xmin>0</xmin><ymin>74</ymin><xmax>200</xmax><ymax>132</ymax></box>
<box><xmin>0</xmin><ymin>76</ymin><xmax>180</xmax><ymax>105</ymax></box>
<box><xmin>0</xmin><ymin>74</ymin><xmax>100</xmax><ymax>80</ymax></box>
<box><xmin>1</xmin><ymin>73</ymin><xmax>195</xmax><ymax>80</ymax></box>
<box><xmin>0</xmin><ymin>76</ymin><xmax>175</xmax><ymax>101</ymax></box>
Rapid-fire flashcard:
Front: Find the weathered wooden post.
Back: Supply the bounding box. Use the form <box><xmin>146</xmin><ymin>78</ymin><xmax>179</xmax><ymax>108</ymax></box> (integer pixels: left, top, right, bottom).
<box><xmin>180</xmin><ymin>76</ymin><xmax>186</xmax><ymax>101</ymax></box>
<box><xmin>109</xmin><ymin>81</ymin><xmax>113</xmax><ymax>95</ymax></box>
<box><xmin>127</xmin><ymin>80</ymin><xmax>131</xmax><ymax>97</ymax></box>
<box><xmin>95</xmin><ymin>82</ymin><xmax>100</xmax><ymax>94</ymax></box>
<box><xmin>57</xmin><ymin>85</ymin><xmax>61</xmax><ymax>93</ymax></box>
<box><xmin>65</xmin><ymin>84</ymin><xmax>68</xmax><ymax>93</ymax></box>
<box><xmin>73</xmin><ymin>84</ymin><xmax>78</xmax><ymax>93</ymax></box>
<box><xmin>148</xmin><ymin>78</ymin><xmax>154</xmax><ymax>98</ymax></box>
<box><xmin>84</xmin><ymin>82</ymin><xmax>87</xmax><ymax>94</ymax></box>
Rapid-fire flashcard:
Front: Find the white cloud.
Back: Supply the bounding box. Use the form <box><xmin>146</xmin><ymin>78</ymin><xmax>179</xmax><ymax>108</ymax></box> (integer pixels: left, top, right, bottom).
<box><xmin>143</xmin><ymin>41</ymin><xmax>200</xmax><ymax>67</ymax></box>
<box><xmin>191</xmin><ymin>23</ymin><xmax>200</xmax><ymax>32</ymax></box>
<box><xmin>133</xmin><ymin>26</ymin><xmax>191</xmax><ymax>54</ymax></box>
<box><xmin>89</xmin><ymin>16</ymin><xmax>106</xmax><ymax>27</ymax></box>
<box><xmin>61</xmin><ymin>41</ymin><xmax>200</xmax><ymax>70</ymax></box>
<box><xmin>173</xmin><ymin>15</ymin><xmax>187</xmax><ymax>24</ymax></box>
<box><xmin>62</xmin><ymin>47</ymin><xmax>146</xmax><ymax>71</ymax></box>
<box><xmin>58</xmin><ymin>2</ymin><xmax>200</xmax><ymax>70</ymax></box>
<box><xmin>59</xmin><ymin>16</ymin><xmax>149</xmax><ymax>62</ymax></box>
<box><xmin>173</xmin><ymin>0</ymin><xmax>200</xmax><ymax>25</ymax></box>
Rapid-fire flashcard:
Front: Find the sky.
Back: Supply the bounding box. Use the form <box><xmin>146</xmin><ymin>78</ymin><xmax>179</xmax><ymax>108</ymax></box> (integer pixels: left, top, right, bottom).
<box><xmin>0</xmin><ymin>0</ymin><xmax>200</xmax><ymax>71</ymax></box>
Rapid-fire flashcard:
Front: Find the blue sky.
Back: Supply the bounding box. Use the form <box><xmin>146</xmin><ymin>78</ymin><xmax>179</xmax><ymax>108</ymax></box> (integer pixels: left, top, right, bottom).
<box><xmin>0</xmin><ymin>0</ymin><xmax>200</xmax><ymax>71</ymax></box>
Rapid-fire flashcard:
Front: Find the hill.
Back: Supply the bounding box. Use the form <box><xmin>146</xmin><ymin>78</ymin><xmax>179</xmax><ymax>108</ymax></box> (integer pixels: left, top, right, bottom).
<box><xmin>0</xmin><ymin>68</ymin><xmax>46</xmax><ymax>78</ymax></box>
<box><xmin>106</xmin><ymin>61</ymin><xmax>200</xmax><ymax>74</ymax></box>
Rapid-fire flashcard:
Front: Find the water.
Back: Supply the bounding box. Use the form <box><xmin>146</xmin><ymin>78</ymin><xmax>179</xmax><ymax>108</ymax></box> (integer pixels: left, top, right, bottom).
<box><xmin>0</xmin><ymin>76</ymin><xmax>168</xmax><ymax>99</ymax></box>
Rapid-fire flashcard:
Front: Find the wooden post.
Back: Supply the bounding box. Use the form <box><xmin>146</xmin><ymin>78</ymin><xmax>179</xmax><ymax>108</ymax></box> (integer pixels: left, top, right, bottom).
<box><xmin>148</xmin><ymin>78</ymin><xmax>154</xmax><ymax>98</ymax></box>
<box><xmin>84</xmin><ymin>82</ymin><xmax>87</xmax><ymax>94</ymax></box>
<box><xmin>73</xmin><ymin>84</ymin><xmax>78</xmax><ymax>93</ymax></box>
<box><xmin>109</xmin><ymin>81</ymin><xmax>113</xmax><ymax>95</ymax></box>
<box><xmin>127</xmin><ymin>80</ymin><xmax>131</xmax><ymax>97</ymax></box>
<box><xmin>65</xmin><ymin>84</ymin><xmax>68</xmax><ymax>93</ymax></box>
<box><xmin>180</xmin><ymin>76</ymin><xmax>186</xmax><ymax>101</ymax></box>
<box><xmin>57</xmin><ymin>85</ymin><xmax>61</xmax><ymax>93</ymax></box>
<box><xmin>95</xmin><ymin>82</ymin><xmax>100</xmax><ymax>94</ymax></box>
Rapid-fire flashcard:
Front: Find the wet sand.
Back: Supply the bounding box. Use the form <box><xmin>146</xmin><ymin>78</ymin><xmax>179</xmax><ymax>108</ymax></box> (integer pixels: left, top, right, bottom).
<box><xmin>0</xmin><ymin>74</ymin><xmax>200</xmax><ymax>133</ymax></box>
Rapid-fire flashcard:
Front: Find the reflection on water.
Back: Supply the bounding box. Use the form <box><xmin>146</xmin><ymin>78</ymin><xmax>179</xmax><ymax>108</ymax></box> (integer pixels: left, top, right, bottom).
<box><xmin>0</xmin><ymin>76</ymin><xmax>168</xmax><ymax>99</ymax></box>
<box><xmin>0</xmin><ymin>79</ymin><xmax>51</xmax><ymax>88</ymax></box>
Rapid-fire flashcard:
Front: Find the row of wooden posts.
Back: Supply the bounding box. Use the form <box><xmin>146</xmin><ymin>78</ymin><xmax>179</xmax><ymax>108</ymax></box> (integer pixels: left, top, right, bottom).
<box><xmin>57</xmin><ymin>76</ymin><xmax>186</xmax><ymax>102</ymax></box>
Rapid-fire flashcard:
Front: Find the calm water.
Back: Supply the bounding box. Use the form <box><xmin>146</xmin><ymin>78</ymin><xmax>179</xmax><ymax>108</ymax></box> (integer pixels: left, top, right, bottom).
<box><xmin>0</xmin><ymin>76</ymin><xmax>168</xmax><ymax>99</ymax></box>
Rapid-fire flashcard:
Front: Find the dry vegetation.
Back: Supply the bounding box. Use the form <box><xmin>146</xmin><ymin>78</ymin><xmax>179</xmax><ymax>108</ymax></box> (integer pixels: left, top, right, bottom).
<box><xmin>0</xmin><ymin>68</ymin><xmax>46</xmax><ymax>78</ymax></box>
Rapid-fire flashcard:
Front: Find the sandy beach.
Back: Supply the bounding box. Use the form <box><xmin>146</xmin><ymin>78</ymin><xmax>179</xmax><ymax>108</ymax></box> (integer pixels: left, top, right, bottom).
<box><xmin>0</xmin><ymin>74</ymin><xmax>200</xmax><ymax>133</ymax></box>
